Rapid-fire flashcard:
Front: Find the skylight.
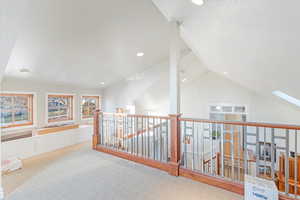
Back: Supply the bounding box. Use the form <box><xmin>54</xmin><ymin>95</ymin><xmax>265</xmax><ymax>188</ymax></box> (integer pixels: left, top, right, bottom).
<box><xmin>191</xmin><ymin>0</ymin><xmax>204</xmax><ymax>6</ymax></box>
<box><xmin>272</xmin><ymin>91</ymin><xmax>300</xmax><ymax>107</ymax></box>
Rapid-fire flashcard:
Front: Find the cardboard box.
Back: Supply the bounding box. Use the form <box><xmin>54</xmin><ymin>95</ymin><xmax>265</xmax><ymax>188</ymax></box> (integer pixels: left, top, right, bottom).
<box><xmin>245</xmin><ymin>175</ymin><xmax>278</xmax><ymax>200</ymax></box>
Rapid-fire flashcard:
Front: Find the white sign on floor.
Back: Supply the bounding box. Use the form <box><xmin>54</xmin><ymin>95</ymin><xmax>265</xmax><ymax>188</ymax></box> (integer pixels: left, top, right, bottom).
<box><xmin>244</xmin><ymin>175</ymin><xmax>278</xmax><ymax>200</ymax></box>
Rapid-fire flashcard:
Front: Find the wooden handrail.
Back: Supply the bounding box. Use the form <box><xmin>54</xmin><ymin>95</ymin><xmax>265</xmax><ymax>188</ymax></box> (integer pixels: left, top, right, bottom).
<box><xmin>102</xmin><ymin>112</ymin><xmax>127</xmax><ymax>116</ymax></box>
<box><xmin>203</xmin><ymin>156</ymin><xmax>217</xmax><ymax>164</ymax></box>
<box><xmin>180</xmin><ymin>118</ymin><xmax>300</xmax><ymax>130</ymax></box>
<box><xmin>102</xmin><ymin>112</ymin><xmax>170</xmax><ymax>120</ymax></box>
<box><xmin>101</xmin><ymin>112</ymin><xmax>169</xmax><ymax>139</ymax></box>
<box><xmin>102</xmin><ymin>113</ymin><xmax>300</xmax><ymax>130</ymax></box>
<box><xmin>124</xmin><ymin>123</ymin><xmax>165</xmax><ymax>139</ymax></box>
<box><xmin>127</xmin><ymin>114</ymin><xmax>171</xmax><ymax>120</ymax></box>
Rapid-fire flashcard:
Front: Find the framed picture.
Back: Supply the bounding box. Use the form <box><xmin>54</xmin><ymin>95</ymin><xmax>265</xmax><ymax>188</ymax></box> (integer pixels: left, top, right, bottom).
<box><xmin>258</xmin><ymin>165</ymin><xmax>272</xmax><ymax>176</ymax></box>
<box><xmin>258</xmin><ymin>142</ymin><xmax>276</xmax><ymax>162</ymax></box>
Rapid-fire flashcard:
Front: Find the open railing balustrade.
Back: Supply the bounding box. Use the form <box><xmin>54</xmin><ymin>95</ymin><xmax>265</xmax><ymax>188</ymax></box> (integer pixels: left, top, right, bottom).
<box><xmin>180</xmin><ymin>118</ymin><xmax>300</xmax><ymax>198</ymax></box>
<box><xmin>93</xmin><ymin>110</ymin><xmax>300</xmax><ymax>199</ymax></box>
<box><xmin>99</xmin><ymin>112</ymin><xmax>170</xmax><ymax>163</ymax></box>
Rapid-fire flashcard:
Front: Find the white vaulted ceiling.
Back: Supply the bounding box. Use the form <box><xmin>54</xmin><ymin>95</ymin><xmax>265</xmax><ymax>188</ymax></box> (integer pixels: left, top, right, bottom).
<box><xmin>153</xmin><ymin>0</ymin><xmax>300</xmax><ymax>100</ymax></box>
<box><xmin>0</xmin><ymin>0</ymin><xmax>28</xmax><ymax>82</ymax></box>
<box><xmin>4</xmin><ymin>0</ymin><xmax>178</xmax><ymax>88</ymax></box>
<box><xmin>3</xmin><ymin>0</ymin><xmax>300</xmax><ymax>104</ymax></box>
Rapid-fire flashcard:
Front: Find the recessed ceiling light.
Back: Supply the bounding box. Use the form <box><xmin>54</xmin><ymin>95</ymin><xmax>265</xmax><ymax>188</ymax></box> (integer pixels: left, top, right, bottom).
<box><xmin>191</xmin><ymin>0</ymin><xmax>204</xmax><ymax>6</ymax></box>
<box><xmin>223</xmin><ymin>71</ymin><xmax>228</xmax><ymax>75</ymax></box>
<box><xmin>19</xmin><ymin>68</ymin><xmax>30</xmax><ymax>73</ymax></box>
<box><xmin>182</xmin><ymin>78</ymin><xmax>187</xmax><ymax>83</ymax></box>
<box><xmin>137</xmin><ymin>52</ymin><xmax>144</xmax><ymax>57</ymax></box>
<box><xmin>100</xmin><ymin>82</ymin><xmax>105</xmax><ymax>85</ymax></box>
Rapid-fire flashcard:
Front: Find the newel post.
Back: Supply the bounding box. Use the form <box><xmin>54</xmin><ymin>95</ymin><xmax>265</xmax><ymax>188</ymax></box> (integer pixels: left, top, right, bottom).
<box><xmin>168</xmin><ymin>113</ymin><xmax>181</xmax><ymax>176</ymax></box>
<box><xmin>93</xmin><ymin>109</ymin><xmax>101</xmax><ymax>149</ymax></box>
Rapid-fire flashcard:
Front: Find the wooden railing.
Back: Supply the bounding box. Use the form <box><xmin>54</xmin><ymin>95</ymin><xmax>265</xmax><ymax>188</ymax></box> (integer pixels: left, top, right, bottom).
<box><xmin>93</xmin><ymin>110</ymin><xmax>300</xmax><ymax>200</ymax></box>
<box><xmin>94</xmin><ymin>112</ymin><xmax>171</xmax><ymax>166</ymax></box>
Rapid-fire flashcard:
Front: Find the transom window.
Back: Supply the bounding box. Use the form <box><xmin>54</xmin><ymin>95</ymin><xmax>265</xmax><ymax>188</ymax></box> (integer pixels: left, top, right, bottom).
<box><xmin>209</xmin><ymin>105</ymin><xmax>247</xmax><ymax>114</ymax></box>
<box><xmin>48</xmin><ymin>95</ymin><xmax>74</xmax><ymax>123</ymax></box>
<box><xmin>0</xmin><ymin>93</ymin><xmax>33</xmax><ymax>128</ymax></box>
<box><xmin>209</xmin><ymin>104</ymin><xmax>247</xmax><ymax>122</ymax></box>
<box><xmin>81</xmin><ymin>96</ymin><xmax>100</xmax><ymax>119</ymax></box>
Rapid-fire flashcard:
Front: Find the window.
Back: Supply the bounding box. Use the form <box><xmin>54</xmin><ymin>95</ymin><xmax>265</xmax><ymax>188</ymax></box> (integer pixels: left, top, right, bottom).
<box><xmin>209</xmin><ymin>104</ymin><xmax>247</xmax><ymax>122</ymax></box>
<box><xmin>48</xmin><ymin>95</ymin><xmax>74</xmax><ymax>123</ymax></box>
<box><xmin>0</xmin><ymin>93</ymin><xmax>33</xmax><ymax>128</ymax></box>
<box><xmin>81</xmin><ymin>96</ymin><xmax>100</xmax><ymax>119</ymax></box>
<box><xmin>210</xmin><ymin>105</ymin><xmax>247</xmax><ymax>114</ymax></box>
<box><xmin>209</xmin><ymin>104</ymin><xmax>247</xmax><ymax>141</ymax></box>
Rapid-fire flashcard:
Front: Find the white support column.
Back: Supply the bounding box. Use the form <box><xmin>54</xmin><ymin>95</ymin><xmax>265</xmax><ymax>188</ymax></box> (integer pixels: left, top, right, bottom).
<box><xmin>169</xmin><ymin>21</ymin><xmax>181</xmax><ymax>115</ymax></box>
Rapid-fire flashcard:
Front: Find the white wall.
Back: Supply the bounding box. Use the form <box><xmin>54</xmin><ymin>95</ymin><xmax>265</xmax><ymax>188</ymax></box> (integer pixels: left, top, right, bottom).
<box><xmin>182</xmin><ymin>72</ymin><xmax>300</xmax><ymax>124</ymax></box>
<box><xmin>104</xmin><ymin>61</ymin><xmax>170</xmax><ymax>115</ymax></box>
<box><xmin>0</xmin><ymin>1</ymin><xmax>29</xmax><ymax>196</ymax></box>
<box><xmin>1</xmin><ymin>77</ymin><xmax>103</xmax><ymax>129</ymax></box>
<box><xmin>2</xmin><ymin>125</ymin><xmax>93</xmax><ymax>160</ymax></box>
<box><xmin>103</xmin><ymin>53</ymin><xmax>300</xmax><ymax>124</ymax></box>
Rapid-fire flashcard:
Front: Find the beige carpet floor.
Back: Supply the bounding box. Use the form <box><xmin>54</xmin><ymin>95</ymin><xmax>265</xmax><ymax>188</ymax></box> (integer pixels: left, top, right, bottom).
<box><xmin>3</xmin><ymin>142</ymin><xmax>243</xmax><ymax>200</ymax></box>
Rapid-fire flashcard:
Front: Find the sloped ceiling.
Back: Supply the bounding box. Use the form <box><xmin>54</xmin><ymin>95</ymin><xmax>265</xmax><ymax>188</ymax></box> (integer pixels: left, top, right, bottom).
<box><xmin>0</xmin><ymin>0</ymin><xmax>28</xmax><ymax>83</ymax></box>
<box><xmin>153</xmin><ymin>0</ymin><xmax>300</xmax><ymax>100</ymax></box>
<box><xmin>3</xmin><ymin>0</ymin><xmax>177</xmax><ymax>89</ymax></box>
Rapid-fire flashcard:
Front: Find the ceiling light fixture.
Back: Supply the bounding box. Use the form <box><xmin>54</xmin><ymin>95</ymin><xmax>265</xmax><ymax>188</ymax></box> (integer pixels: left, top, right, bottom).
<box><xmin>223</xmin><ymin>71</ymin><xmax>228</xmax><ymax>75</ymax></box>
<box><xmin>182</xmin><ymin>78</ymin><xmax>187</xmax><ymax>83</ymax></box>
<box><xmin>191</xmin><ymin>0</ymin><xmax>204</xmax><ymax>6</ymax></box>
<box><xmin>137</xmin><ymin>52</ymin><xmax>144</xmax><ymax>57</ymax></box>
<box><xmin>19</xmin><ymin>68</ymin><xmax>31</xmax><ymax>73</ymax></box>
<box><xmin>100</xmin><ymin>82</ymin><xmax>105</xmax><ymax>85</ymax></box>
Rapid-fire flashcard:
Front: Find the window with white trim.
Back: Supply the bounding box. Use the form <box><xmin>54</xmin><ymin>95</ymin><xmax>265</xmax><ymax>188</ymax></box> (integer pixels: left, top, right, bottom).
<box><xmin>209</xmin><ymin>104</ymin><xmax>247</xmax><ymax>121</ymax></box>
<box><xmin>81</xmin><ymin>96</ymin><xmax>100</xmax><ymax>119</ymax></box>
<box><xmin>48</xmin><ymin>95</ymin><xmax>74</xmax><ymax>123</ymax></box>
<box><xmin>0</xmin><ymin>93</ymin><xmax>33</xmax><ymax>128</ymax></box>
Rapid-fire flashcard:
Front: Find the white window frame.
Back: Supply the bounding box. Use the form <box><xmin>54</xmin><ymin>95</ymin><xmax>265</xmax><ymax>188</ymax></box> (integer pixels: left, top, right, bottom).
<box><xmin>80</xmin><ymin>95</ymin><xmax>101</xmax><ymax>120</ymax></box>
<box><xmin>46</xmin><ymin>93</ymin><xmax>75</xmax><ymax>125</ymax></box>
<box><xmin>0</xmin><ymin>91</ymin><xmax>37</xmax><ymax>131</ymax></box>
<box><xmin>208</xmin><ymin>103</ymin><xmax>248</xmax><ymax>115</ymax></box>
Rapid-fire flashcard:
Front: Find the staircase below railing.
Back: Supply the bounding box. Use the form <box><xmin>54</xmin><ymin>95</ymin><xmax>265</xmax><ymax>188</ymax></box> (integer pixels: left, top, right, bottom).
<box><xmin>93</xmin><ymin>110</ymin><xmax>300</xmax><ymax>200</ymax></box>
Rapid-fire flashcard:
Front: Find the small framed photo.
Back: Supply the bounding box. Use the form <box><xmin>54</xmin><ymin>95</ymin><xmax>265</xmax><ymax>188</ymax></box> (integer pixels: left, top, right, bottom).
<box><xmin>258</xmin><ymin>142</ymin><xmax>276</xmax><ymax>162</ymax></box>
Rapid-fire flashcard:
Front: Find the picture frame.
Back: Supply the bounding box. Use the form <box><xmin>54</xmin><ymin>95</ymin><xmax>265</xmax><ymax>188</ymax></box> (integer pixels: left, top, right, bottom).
<box><xmin>258</xmin><ymin>142</ymin><xmax>276</xmax><ymax>162</ymax></box>
<box><xmin>258</xmin><ymin>165</ymin><xmax>272</xmax><ymax>176</ymax></box>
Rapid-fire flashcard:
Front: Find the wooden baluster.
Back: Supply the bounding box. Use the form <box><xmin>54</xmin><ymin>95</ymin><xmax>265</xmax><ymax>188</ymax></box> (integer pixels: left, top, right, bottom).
<box><xmin>93</xmin><ymin>109</ymin><xmax>101</xmax><ymax>149</ymax></box>
<box><xmin>169</xmin><ymin>114</ymin><xmax>181</xmax><ymax>176</ymax></box>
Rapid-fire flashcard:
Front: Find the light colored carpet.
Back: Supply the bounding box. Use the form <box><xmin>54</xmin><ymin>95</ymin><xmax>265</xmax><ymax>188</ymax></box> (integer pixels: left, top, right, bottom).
<box><xmin>5</xmin><ymin>143</ymin><xmax>243</xmax><ymax>200</ymax></box>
